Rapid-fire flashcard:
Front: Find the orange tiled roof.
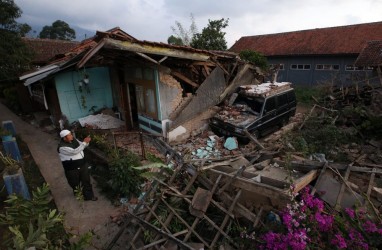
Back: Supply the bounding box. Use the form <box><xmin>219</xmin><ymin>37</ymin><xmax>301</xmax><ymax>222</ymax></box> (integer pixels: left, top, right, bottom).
<box><xmin>22</xmin><ymin>38</ymin><xmax>79</xmax><ymax>64</ymax></box>
<box><xmin>230</xmin><ymin>21</ymin><xmax>382</xmax><ymax>56</ymax></box>
<box><xmin>355</xmin><ymin>40</ymin><xmax>382</xmax><ymax>66</ymax></box>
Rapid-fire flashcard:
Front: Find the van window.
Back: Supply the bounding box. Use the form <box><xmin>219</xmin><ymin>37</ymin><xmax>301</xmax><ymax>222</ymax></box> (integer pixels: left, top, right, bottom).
<box><xmin>277</xmin><ymin>93</ymin><xmax>288</xmax><ymax>106</ymax></box>
<box><xmin>234</xmin><ymin>95</ymin><xmax>264</xmax><ymax>113</ymax></box>
<box><xmin>264</xmin><ymin>97</ymin><xmax>276</xmax><ymax>114</ymax></box>
<box><xmin>287</xmin><ymin>91</ymin><xmax>296</xmax><ymax>102</ymax></box>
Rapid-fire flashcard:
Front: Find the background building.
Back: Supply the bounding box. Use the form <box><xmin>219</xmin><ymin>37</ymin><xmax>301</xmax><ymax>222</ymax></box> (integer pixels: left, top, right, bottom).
<box><xmin>230</xmin><ymin>21</ymin><xmax>382</xmax><ymax>86</ymax></box>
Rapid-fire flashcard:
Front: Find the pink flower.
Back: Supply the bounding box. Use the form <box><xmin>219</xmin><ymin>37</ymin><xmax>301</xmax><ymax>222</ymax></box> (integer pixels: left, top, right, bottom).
<box><xmin>331</xmin><ymin>234</ymin><xmax>347</xmax><ymax>249</ymax></box>
<box><xmin>314</xmin><ymin>212</ymin><xmax>333</xmax><ymax>232</ymax></box>
<box><xmin>344</xmin><ymin>208</ymin><xmax>355</xmax><ymax>219</ymax></box>
<box><xmin>363</xmin><ymin>220</ymin><xmax>377</xmax><ymax>233</ymax></box>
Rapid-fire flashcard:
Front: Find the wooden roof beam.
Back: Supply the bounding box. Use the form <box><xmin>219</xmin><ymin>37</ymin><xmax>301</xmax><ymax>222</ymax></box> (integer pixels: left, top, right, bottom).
<box><xmin>171</xmin><ymin>71</ymin><xmax>199</xmax><ymax>88</ymax></box>
<box><xmin>135</xmin><ymin>52</ymin><xmax>158</xmax><ymax>64</ymax></box>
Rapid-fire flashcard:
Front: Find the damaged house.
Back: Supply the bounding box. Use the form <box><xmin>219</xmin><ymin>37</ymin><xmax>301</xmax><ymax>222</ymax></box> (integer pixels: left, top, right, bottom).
<box><xmin>18</xmin><ymin>28</ymin><xmax>382</xmax><ymax>249</ymax></box>
<box><xmin>19</xmin><ymin>27</ymin><xmax>263</xmax><ymax>142</ymax></box>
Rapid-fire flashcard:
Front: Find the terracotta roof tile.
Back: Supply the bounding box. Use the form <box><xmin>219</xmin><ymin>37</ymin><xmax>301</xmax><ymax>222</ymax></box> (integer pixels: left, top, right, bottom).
<box><xmin>22</xmin><ymin>38</ymin><xmax>79</xmax><ymax>64</ymax></box>
<box><xmin>230</xmin><ymin>21</ymin><xmax>382</xmax><ymax>56</ymax></box>
<box><xmin>355</xmin><ymin>41</ymin><xmax>382</xmax><ymax>66</ymax></box>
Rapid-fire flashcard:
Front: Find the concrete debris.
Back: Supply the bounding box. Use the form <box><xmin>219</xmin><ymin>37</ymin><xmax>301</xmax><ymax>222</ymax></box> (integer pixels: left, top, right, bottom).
<box><xmin>104</xmin><ymin>84</ymin><xmax>382</xmax><ymax>249</ymax></box>
<box><xmin>224</xmin><ymin>137</ymin><xmax>238</xmax><ymax>150</ymax></box>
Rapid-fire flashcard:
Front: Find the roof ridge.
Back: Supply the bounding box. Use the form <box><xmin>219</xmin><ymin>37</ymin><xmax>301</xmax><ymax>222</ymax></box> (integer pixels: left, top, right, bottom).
<box><xmin>242</xmin><ymin>21</ymin><xmax>382</xmax><ymax>38</ymax></box>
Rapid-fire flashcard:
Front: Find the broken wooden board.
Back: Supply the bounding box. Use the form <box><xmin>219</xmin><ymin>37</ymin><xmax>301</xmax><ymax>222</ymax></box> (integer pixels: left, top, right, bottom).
<box><xmin>190</xmin><ymin>187</ymin><xmax>213</xmax><ymax>218</ymax></box>
<box><xmin>315</xmin><ymin>170</ymin><xmax>364</xmax><ymax>208</ymax></box>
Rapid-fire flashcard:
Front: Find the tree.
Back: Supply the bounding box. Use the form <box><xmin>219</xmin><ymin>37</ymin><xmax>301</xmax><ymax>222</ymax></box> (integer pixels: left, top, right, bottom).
<box><xmin>190</xmin><ymin>18</ymin><xmax>229</xmax><ymax>51</ymax></box>
<box><xmin>239</xmin><ymin>50</ymin><xmax>268</xmax><ymax>70</ymax></box>
<box><xmin>39</xmin><ymin>20</ymin><xmax>76</xmax><ymax>40</ymax></box>
<box><xmin>0</xmin><ymin>0</ymin><xmax>33</xmax><ymax>83</ymax></box>
<box><xmin>167</xmin><ymin>35</ymin><xmax>183</xmax><ymax>46</ymax></box>
<box><xmin>0</xmin><ymin>0</ymin><xmax>21</xmax><ymax>30</ymax></box>
<box><xmin>169</xmin><ymin>13</ymin><xmax>198</xmax><ymax>46</ymax></box>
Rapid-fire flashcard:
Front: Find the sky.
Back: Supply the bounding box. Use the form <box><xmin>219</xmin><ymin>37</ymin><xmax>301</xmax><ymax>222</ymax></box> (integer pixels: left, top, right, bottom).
<box><xmin>14</xmin><ymin>0</ymin><xmax>382</xmax><ymax>48</ymax></box>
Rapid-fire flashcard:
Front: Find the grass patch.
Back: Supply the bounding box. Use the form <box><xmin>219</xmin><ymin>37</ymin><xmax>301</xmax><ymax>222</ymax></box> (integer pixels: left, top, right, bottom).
<box><xmin>294</xmin><ymin>86</ymin><xmax>325</xmax><ymax>105</ymax></box>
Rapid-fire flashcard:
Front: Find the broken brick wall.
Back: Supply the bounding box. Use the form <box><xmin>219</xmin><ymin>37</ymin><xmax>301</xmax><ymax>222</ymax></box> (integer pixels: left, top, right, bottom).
<box><xmin>158</xmin><ymin>71</ymin><xmax>183</xmax><ymax>120</ymax></box>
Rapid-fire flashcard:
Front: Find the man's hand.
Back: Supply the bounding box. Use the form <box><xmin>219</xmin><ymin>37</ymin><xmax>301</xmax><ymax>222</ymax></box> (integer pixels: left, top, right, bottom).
<box><xmin>84</xmin><ymin>136</ymin><xmax>91</xmax><ymax>143</ymax></box>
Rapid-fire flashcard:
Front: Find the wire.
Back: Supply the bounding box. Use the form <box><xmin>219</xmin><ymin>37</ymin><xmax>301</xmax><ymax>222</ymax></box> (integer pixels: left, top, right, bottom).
<box><xmin>71</xmin><ymin>70</ymin><xmax>83</xmax><ymax>110</ymax></box>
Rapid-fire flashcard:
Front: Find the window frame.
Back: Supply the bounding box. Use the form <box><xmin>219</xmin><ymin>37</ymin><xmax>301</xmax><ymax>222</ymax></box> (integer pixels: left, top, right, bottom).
<box><xmin>290</xmin><ymin>64</ymin><xmax>311</xmax><ymax>70</ymax></box>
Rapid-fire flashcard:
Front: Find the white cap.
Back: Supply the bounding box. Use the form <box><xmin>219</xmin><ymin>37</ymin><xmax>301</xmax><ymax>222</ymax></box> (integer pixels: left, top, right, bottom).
<box><xmin>59</xmin><ymin>129</ymin><xmax>71</xmax><ymax>138</ymax></box>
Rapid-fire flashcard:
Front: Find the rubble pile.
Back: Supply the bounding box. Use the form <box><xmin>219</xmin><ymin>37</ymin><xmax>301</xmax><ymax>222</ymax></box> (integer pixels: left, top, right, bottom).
<box><xmin>106</xmin><ymin>84</ymin><xmax>382</xmax><ymax>249</ymax></box>
<box><xmin>214</xmin><ymin>105</ymin><xmax>258</xmax><ymax>125</ymax></box>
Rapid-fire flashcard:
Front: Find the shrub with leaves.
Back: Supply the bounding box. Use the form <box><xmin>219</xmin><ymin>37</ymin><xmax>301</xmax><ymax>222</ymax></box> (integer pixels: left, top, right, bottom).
<box><xmin>109</xmin><ymin>151</ymin><xmax>144</xmax><ymax>198</ymax></box>
<box><xmin>0</xmin><ymin>183</ymin><xmax>65</xmax><ymax>248</ymax></box>
<box><xmin>0</xmin><ymin>183</ymin><xmax>92</xmax><ymax>249</ymax></box>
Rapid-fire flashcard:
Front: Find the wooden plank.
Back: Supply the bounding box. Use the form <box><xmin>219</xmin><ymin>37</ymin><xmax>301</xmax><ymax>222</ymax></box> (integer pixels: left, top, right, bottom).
<box><xmin>367</xmin><ymin>168</ymin><xmax>376</xmax><ymax>198</ymax></box>
<box><xmin>335</xmin><ymin>165</ymin><xmax>352</xmax><ymax>211</ymax></box>
<box><xmin>211</xmin><ymin>190</ymin><xmax>242</xmax><ymax>248</ymax></box>
<box><xmin>293</xmin><ymin>170</ymin><xmax>319</xmax><ymax>193</ymax></box>
<box><xmin>171</xmin><ymin>71</ymin><xmax>199</xmax><ymax>88</ymax></box>
<box><xmin>253</xmin><ymin>206</ymin><xmax>264</xmax><ymax>228</ymax></box>
<box><xmin>217</xmin><ymin>166</ymin><xmax>246</xmax><ymax>195</ymax></box>
<box><xmin>195</xmin><ymin>173</ymin><xmax>259</xmax><ymax>223</ymax></box>
<box><xmin>135</xmin><ymin>52</ymin><xmax>159</xmax><ymax>64</ymax></box>
<box><xmin>207</xmin><ymin>169</ymin><xmax>290</xmax><ymax>203</ymax></box>
<box><xmin>244</xmin><ymin>129</ymin><xmax>265</xmax><ymax>149</ymax></box>
<box><xmin>141</xmin><ymin>230</ymin><xmax>188</xmax><ymax>249</ymax></box>
<box><xmin>154</xmin><ymin>178</ymin><xmax>235</xmax><ymax>245</ymax></box>
<box><xmin>161</xmin><ymin>198</ymin><xmax>209</xmax><ymax>247</ymax></box>
<box><xmin>127</xmin><ymin>212</ymin><xmax>195</xmax><ymax>250</ymax></box>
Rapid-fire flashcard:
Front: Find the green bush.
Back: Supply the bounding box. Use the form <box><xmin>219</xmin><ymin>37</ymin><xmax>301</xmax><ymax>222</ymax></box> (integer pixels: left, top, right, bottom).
<box><xmin>109</xmin><ymin>152</ymin><xmax>144</xmax><ymax>198</ymax></box>
<box><xmin>3</xmin><ymin>86</ymin><xmax>21</xmax><ymax>113</ymax></box>
<box><xmin>294</xmin><ymin>86</ymin><xmax>325</xmax><ymax>105</ymax></box>
<box><xmin>0</xmin><ymin>184</ymin><xmax>93</xmax><ymax>249</ymax></box>
<box><xmin>239</xmin><ymin>50</ymin><xmax>268</xmax><ymax>70</ymax></box>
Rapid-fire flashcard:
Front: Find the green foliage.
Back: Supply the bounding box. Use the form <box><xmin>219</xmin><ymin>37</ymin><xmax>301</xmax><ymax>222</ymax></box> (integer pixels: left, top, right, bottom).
<box><xmin>39</xmin><ymin>20</ymin><xmax>76</xmax><ymax>40</ymax></box>
<box><xmin>190</xmin><ymin>18</ymin><xmax>229</xmax><ymax>50</ymax></box>
<box><xmin>0</xmin><ymin>183</ymin><xmax>64</xmax><ymax>248</ymax></box>
<box><xmin>2</xmin><ymin>85</ymin><xmax>21</xmax><ymax>111</ymax></box>
<box><xmin>341</xmin><ymin>105</ymin><xmax>382</xmax><ymax>139</ymax></box>
<box><xmin>109</xmin><ymin>152</ymin><xmax>144</xmax><ymax>198</ymax></box>
<box><xmin>0</xmin><ymin>29</ymin><xmax>33</xmax><ymax>82</ymax></box>
<box><xmin>287</xmin><ymin>117</ymin><xmax>349</xmax><ymax>159</ymax></box>
<box><xmin>0</xmin><ymin>0</ymin><xmax>33</xmax><ymax>82</ymax></box>
<box><xmin>0</xmin><ymin>151</ymin><xmax>21</xmax><ymax>175</ymax></box>
<box><xmin>239</xmin><ymin>50</ymin><xmax>268</xmax><ymax>70</ymax></box>
<box><xmin>169</xmin><ymin>13</ymin><xmax>197</xmax><ymax>46</ymax></box>
<box><xmin>167</xmin><ymin>35</ymin><xmax>184</xmax><ymax>45</ymax></box>
<box><xmin>0</xmin><ymin>0</ymin><xmax>21</xmax><ymax>30</ymax></box>
<box><xmin>294</xmin><ymin>86</ymin><xmax>325</xmax><ymax>105</ymax></box>
<box><xmin>69</xmin><ymin>231</ymin><xmax>94</xmax><ymax>250</ymax></box>
<box><xmin>134</xmin><ymin>162</ymin><xmax>173</xmax><ymax>181</ymax></box>
<box><xmin>145</xmin><ymin>152</ymin><xmax>164</xmax><ymax>163</ymax></box>
<box><xmin>0</xmin><ymin>183</ymin><xmax>92</xmax><ymax>249</ymax></box>
<box><xmin>74</xmin><ymin>184</ymin><xmax>84</xmax><ymax>202</ymax></box>
<box><xmin>8</xmin><ymin>210</ymin><xmax>63</xmax><ymax>250</ymax></box>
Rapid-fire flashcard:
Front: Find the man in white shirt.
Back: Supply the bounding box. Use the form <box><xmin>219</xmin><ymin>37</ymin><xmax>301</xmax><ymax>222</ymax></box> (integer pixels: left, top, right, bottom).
<box><xmin>58</xmin><ymin>129</ymin><xmax>97</xmax><ymax>201</ymax></box>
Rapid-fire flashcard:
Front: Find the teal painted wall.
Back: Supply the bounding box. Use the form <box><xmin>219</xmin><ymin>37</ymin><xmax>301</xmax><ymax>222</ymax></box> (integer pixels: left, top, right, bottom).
<box><xmin>55</xmin><ymin>67</ymin><xmax>113</xmax><ymax>123</ymax></box>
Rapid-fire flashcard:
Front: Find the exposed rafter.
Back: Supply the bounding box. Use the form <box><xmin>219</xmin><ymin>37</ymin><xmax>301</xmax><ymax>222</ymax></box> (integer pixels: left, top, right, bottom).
<box><xmin>171</xmin><ymin>71</ymin><xmax>199</xmax><ymax>88</ymax></box>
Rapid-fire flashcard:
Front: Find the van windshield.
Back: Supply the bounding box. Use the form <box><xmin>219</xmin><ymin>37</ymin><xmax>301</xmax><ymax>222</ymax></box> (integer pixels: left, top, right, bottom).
<box><xmin>233</xmin><ymin>95</ymin><xmax>264</xmax><ymax>114</ymax></box>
